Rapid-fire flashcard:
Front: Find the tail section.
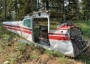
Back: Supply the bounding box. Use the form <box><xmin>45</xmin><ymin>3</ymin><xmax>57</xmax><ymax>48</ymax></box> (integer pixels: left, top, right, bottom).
<box><xmin>2</xmin><ymin>20</ymin><xmax>33</xmax><ymax>42</ymax></box>
<box><xmin>3</xmin><ymin>21</ymin><xmax>22</xmax><ymax>36</ymax></box>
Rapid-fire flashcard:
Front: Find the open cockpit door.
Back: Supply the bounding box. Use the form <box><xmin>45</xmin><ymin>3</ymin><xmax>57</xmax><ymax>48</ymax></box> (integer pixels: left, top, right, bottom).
<box><xmin>33</xmin><ymin>18</ymin><xmax>50</xmax><ymax>46</ymax></box>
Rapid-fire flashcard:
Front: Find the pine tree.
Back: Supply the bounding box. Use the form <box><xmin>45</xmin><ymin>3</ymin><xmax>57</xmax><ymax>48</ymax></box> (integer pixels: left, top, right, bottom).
<box><xmin>82</xmin><ymin>0</ymin><xmax>90</xmax><ymax>20</ymax></box>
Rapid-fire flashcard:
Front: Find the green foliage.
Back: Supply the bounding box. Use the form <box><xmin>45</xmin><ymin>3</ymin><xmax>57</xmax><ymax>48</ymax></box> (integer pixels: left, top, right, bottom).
<box><xmin>3</xmin><ymin>34</ymin><xmax>10</xmax><ymax>42</ymax></box>
<box><xmin>45</xmin><ymin>49</ymin><xmax>72</xmax><ymax>64</ymax></box>
<box><xmin>0</xmin><ymin>34</ymin><xmax>11</xmax><ymax>48</ymax></box>
<box><xmin>78</xmin><ymin>55</ymin><xmax>85</xmax><ymax>60</ymax></box>
<box><xmin>10</xmin><ymin>54</ymin><xmax>17</xmax><ymax>64</ymax></box>
<box><xmin>0</xmin><ymin>42</ymin><xmax>4</xmax><ymax>47</ymax></box>
<box><xmin>45</xmin><ymin>49</ymin><xmax>53</xmax><ymax>56</ymax></box>
<box><xmin>17</xmin><ymin>54</ymin><xmax>24</xmax><ymax>60</ymax></box>
<box><xmin>0</xmin><ymin>0</ymin><xmax>36</xmax><ymax>20</ymax></box>
<box><xmin>0</xmin><ymin>0</ymin><xmax>4</xmax><ymax>21</ymax></box>
<box><xmin>78</xmin><ymin>55</ymin><xmax>90</xmax><ymax>64</ymax></box>
<box><xmin>30</xmin><ymin>54</ymin><xmax>39</xmax><ymax>60</ymax></box>
<box><xmin>59</xmin><ymin>57</ymin><xmax>72</xmax><ymax>64</ymax></box>
<box><xmin>3</xmin><ymin>54</ymin><xmax>8</xmax><ymax>61</ymax></box>
<box><xmin>73</xmin><ymin>20</ymin><xmax>90</xmax><ymax>38</ymax></box>
<box><xmin>0</xmin><ymin>12</ymin><xmax>4</xmax><ymax>21</ymax></box>
<box><xmin>16</xmin><ymin>43</ymin><xmax>26</xmax><ymax>52</ymax></box>
<box><xmin>0</xmin><ymin>0</ymin><xmax>90</xmax><ymax>20</ymax></box>
<box><xmin>81</xmin><ymin>0</ymin><xmax>90</xmax><ymax>20</ymax></box>
<box><xmin>53</xmin><ymin>51</ymin><xmax>65</xmax><ymax>57</ymax></box>
<box><xmin>0</xmin><ymin>48</ymin><xmax>2</xmax><ymax>53</ymax></box>
<box><xmin>45</xmin><ymin>49</ymin><xmax>64</xmax><ymax>57</ymax></box>
<box><xmin>59</xmin><ymin>57</ymin><xmax>66</xmax><ymax>63</ymax></box>
<box><xmin>87</xmin><ymin>59</ymin><xmax>90</xmax><ymax>64</ymax></box>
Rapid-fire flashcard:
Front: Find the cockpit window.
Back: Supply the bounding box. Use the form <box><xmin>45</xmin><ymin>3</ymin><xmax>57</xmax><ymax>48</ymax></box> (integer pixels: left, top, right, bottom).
<box><xmin>23</xmin><ymin>19</ymin><xmax>31</xmax><ymax>27</ymax></box>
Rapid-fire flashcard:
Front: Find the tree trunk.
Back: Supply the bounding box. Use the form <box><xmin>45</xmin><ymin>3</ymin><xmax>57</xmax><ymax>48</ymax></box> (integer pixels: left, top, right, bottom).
<box><xmin>27</xmin><ymin>0</ymin><xmax>33</xmax><ymax>14</ymax></box>
<box><xmin>4</xmin><ymin>0</ymin><xmax>7</xmax><ymax>21</ymax></box>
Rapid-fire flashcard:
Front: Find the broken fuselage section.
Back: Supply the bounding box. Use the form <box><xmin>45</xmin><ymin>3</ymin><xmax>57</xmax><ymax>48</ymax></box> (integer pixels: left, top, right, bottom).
<box><xmin>3</xmin><ymin>10</ymin><xmax>89</xmax><ymax>57</ymax></box>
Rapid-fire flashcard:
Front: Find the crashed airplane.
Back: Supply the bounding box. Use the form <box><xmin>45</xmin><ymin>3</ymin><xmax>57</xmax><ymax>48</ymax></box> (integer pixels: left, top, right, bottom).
<box><xmin>3</xmin><ymin>10</ymin><xmax>89</xmax><ymax>57</ymax></box>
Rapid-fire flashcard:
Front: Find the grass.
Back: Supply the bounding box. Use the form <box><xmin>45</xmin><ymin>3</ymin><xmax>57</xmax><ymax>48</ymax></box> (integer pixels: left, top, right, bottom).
<box><xmin>16</xmin><ymin>43</ymin><xmax>26</xmax><ymax>52</ymax></box>
<box><xmin>78</xmin><ymin>55</ymin><xmax>90</xmax><ymax>64</ymax></box>
<box><xmin>0</xmin><ymin>48</ymin><xmax>2</xmax><ymax>53</ymax></box>
<box><xmin>45</xmin><ymin>49</ymin><xmax>64</xmax><ymax>57</ymax></box>
<box><xmin>59</xmin><ymin>57</ymin><xmax>72</xmax><ymax>64</ymax></box>
<box><xmin>10</xmin><ymin>54</ymin><xmax>17</xmax><ymax>64</ymax></box>
<box><xmin>73</xmin><ymin>20</ymin><xmax>90</xmax><ymax>38</ymax></box>
<box><xmin>30</xmin><ymin>54</ymin><xmax>39</xmax><ymax>60</ymax></box>
<box><xmin>45</xmin><ymin>49</ymin><xmax>73</xmax><ymax>64</ymax></box>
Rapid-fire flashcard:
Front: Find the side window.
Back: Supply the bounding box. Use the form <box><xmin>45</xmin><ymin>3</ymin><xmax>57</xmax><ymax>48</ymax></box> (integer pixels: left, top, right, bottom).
<box><xmin>23</xmin><ymin>19</ymin><xmax>31</xmax><ymax>27</ymax></box>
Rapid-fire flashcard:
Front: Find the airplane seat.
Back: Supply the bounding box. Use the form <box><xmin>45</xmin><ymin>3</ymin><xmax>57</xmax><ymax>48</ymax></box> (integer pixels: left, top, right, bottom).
<box><xmin>39</xmin><ymin>26</ymin><xmax>48</xmax><ymax>39</ymax></box>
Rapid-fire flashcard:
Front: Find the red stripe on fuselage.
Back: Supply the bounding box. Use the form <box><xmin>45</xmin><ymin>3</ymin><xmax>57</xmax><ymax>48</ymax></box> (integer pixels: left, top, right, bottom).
<box><xmin>21</xmin><ymin>29</ymin><xmax>32</xmax><ymax>34</ymax></box>
<box><xmin>4</xmin><ymin>26</ymin><xmax>20</xmax><ymax>31</ymax></box>
<box><xmin>57</xmin><ymin>26</ymin><xmax>70</xmax><ymax>30</ymax></box>
<box><xmin>49</xmin><ymin>33</ymin><xmax>70</xmax><ymax>40</ymax></box>
<box><xmin>3</xmin><ymin>24</ymin><xmax>32</xmax><ymax>31</ymax></box>
<box><xmin>49</xmin><ymin>35</ymin><xmax>70</xmax><ymax>40</ymax></box>
<box><xmin>3</xmin><ymin>24</ymin><xmax>32</xmax><ymax>34</ymax></box>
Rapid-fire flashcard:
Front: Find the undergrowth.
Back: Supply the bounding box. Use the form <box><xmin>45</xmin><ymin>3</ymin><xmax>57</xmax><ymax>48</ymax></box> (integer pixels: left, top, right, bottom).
<box><xmin>73</xmin><ymin>20</ymin><xmax>90</xmax><ymax>38</ymax></box>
